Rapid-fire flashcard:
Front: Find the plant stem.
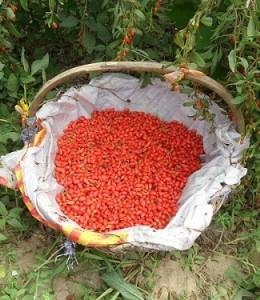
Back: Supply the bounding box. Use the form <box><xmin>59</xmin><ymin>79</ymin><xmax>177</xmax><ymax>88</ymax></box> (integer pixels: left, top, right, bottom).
<box><xmin>33</xmin><ymin>273</ymin><xmax>39</xmax><ymax>300</ymax></box>
<box><xmin>34</xmin><ymin>246</ymin><xmax>64</xmax><ymax>272</ymax></box>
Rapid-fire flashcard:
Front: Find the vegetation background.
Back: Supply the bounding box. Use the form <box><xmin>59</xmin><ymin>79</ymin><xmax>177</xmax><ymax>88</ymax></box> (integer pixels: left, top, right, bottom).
<box><xmin>0</xmin><ymin>0</ymin><xmax>259</xmax><ymax>299</ymax></box>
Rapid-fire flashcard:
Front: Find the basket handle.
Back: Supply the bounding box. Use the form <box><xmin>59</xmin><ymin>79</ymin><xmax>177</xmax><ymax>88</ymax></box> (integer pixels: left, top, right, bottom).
<box><xmin>29</xmin><ymin>61</ymin><xmax>245</xmax><ymax>133</ymax></box>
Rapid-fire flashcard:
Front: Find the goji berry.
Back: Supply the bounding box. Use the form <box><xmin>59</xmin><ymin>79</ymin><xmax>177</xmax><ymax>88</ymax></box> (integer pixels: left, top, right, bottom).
<box><xmin>52</xmin><ymin>22</ymin><xmax>59</xmax><ymax>29</ymax></box>
<box><xmin>123</xmin><ymin>35</ymin><xmax>132</xmax><ymax>46</ymax></box>
<box><xmin>55</xmin><ymin>109</ymin><xmax>204</xmax><ymax>232</ymax></box>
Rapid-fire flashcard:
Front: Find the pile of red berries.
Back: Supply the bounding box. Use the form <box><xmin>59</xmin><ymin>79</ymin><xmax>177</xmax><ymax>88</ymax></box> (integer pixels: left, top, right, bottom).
<box><xmin>55</xmin><ymin>109</ymin><xmax>204</xmax><ymax>232</ymax></box>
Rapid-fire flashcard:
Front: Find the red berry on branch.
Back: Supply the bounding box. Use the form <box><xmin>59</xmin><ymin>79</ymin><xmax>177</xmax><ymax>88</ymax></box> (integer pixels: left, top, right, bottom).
<box><xmin>237</xmin><ymin>67</ymin><xmax>245</xmax><ymax>76</ymax></box>
<box><xmin>194</xmin><ymin>100</ymin><xmax>203</xmax><ymax>109</ymax></box>
<box><xmin>123</xmin><ymin>35</ymin><xmax>132</xmax><ymax>45</ymax></box>
<box><xmin>11</xmin><ymin>5</ymin><xmax>17</xmax><ymax>14</ymax></box>
<box><xmin>128</xmin><ymin>29</ymin><xmax>136</xmax><ymax>37</ymax></box>
<box><xmin>117</xmin><ymin>51</ymin><xmax>129</xmax><ymax>58</ymax></box>
<box><xmin>231</xmin><ymin>35</ymin><xmax>236</xmax><ymax>44</ymax></box>
<box><xmin>52</xmin><ymin>22</ymin><xmax>59</xmax><ymax>29</ymax></box>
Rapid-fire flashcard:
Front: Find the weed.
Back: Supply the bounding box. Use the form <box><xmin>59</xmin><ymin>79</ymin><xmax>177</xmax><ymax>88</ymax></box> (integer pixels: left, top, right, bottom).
<box><xmin>0</xmin><ymin>201</ymin><xmax>27</xmax><ymax>241</ymax></box>
<box><xmin>171</xmin><ymin>245</ymin><xmax>206</xmax><ymax>272</ymax></box>
<box><xmin>214</xmin><ymin>211</ymin><xmax>233</xmax><ymax>230</ymax></box>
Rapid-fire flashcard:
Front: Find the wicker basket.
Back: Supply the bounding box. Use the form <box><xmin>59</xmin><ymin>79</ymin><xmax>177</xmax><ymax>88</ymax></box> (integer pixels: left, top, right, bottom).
<box><xmin>29</xmin><ymin>61</ymin><xmax>244</xmax><ymax>133</ymax></box>
<box><xmin>0</xmin><ymin>61</ymin><xmax>246</xmax><ymax>251</ymax></box>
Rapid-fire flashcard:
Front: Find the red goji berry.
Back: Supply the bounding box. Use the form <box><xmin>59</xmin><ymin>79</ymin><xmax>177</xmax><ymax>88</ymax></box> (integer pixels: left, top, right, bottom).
<box><xmin>55</xmin><ymin>109</ymin><xmax>204</xmax><ymax>232</ymax></box>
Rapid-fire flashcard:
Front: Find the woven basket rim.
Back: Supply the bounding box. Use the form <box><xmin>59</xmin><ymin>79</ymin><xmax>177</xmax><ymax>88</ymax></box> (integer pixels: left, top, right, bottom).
<box><xmin>29</xmin><ymin>61</ymin><xmax>245</xmax><ymax>133</ymax></box>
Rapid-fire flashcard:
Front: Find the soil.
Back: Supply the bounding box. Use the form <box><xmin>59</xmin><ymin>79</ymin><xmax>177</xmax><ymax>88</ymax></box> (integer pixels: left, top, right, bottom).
<box><xmin>0</xmin><ymin>228</ymin><xmax>240</xmax><ymax>300</ymax></box>
<box><xmin>151</xmin><ymin>254</ymin><xmax>239</xmax><ymax>300</ymax></box>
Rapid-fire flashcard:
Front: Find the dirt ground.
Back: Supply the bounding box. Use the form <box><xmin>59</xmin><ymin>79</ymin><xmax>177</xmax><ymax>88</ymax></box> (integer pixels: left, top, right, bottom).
<box><xmin>151</xmin><ymin>254</ymin><xmax>239</xmax><ymax>300</ymax></box>
<box><xmin>0</xmin><ymin>229</ymin><xmax>240</xmax><ymax>300</ymax></box>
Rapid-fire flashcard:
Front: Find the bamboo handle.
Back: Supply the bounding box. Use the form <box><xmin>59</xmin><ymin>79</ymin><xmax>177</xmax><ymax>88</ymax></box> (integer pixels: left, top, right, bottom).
<box><xmin>29</xmin><ymin>61</ymin><xmax>244</xmax><ymax>133</ymax></box>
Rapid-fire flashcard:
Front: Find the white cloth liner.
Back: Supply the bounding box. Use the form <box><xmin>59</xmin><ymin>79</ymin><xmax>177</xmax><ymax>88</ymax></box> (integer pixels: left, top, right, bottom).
<box><xmin>0</xmin><ymin>73</ymin><xmax>249</xmax><ymax>250</ymax></box>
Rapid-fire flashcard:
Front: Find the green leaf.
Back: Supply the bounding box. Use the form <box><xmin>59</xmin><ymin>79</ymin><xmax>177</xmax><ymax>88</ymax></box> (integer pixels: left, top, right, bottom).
<box><xmin>0</xmin><ymin>62</ymin><xmax>5</xmax><ymax>71</ymax></box>
<box><xmin>7</xmin><ymin>132</ymin><xmax>20</xmax><ymax>142</ymax></box>
<box><xmin>108</xmin><ymin>40</ymin><xmax>122</xmax><ymax>49</ymax></box>
<box><xmin>191</xmin><ymin>51</ymin><xmax>205</xmax><ymax>68</ymax></box>
<box><xmin>174</xmin><ymin>31</ymin><xmax>185</xmax><ymax>48</ymax></box>
<box><xmin>21</xmin><ymin>47</ymin><xmax>29</xmax><ymax>72</ymax></box>
<box><xmin>0</xmin><ymin>72</ymin><xmax>4</xmax><ymax>80</ymax></box>
<box><xmin>82</xmin><ymin>252</ymin><xmax>107</xmax><ymax>260</ymax></box>
<box><xmin>95</xmin><ymin>44</ymin><xmax>106</xmax><ymax>51</ymax></box>
<box><xmin>0</xmin><ymin>202</ymin><xmax>8</xmax><ymax>217</ymax></box>
<box><xmin>120</xmin><ymin>284</ymin><xmax>145</xmax><ymax>300</ymax></box>
<box><xmin>228</xmin><ymin>49</ymin><xmax>237</xmax><ymax>72</ymax></box>
<box><xmin>31</xmin><ymin>54</ymin><xmax>49</xmax><ymax>76</ymax></box>
<box><xmin>16</xmin><ymin>289</ymin><xmax>27</xmax><ymax>297</ymax></box>
<box><xmin>102</xmin><ymin>270</ymin><xmax>144</xmax><ymax>300</ymax></box>
<box><xmin>31</xmin><ymin>60</ymin><xmax>44</xmax><ymax>76</ymax></box>
<box><xmin>0</xmin><ymin>132</ymin><xmax>20</xmax><ymax>143</ymax></box>
<box><xmin>8</xmin><ymin>207</ymin><xmax>23</xmax><ymax>218</ymax></box>
<box><xmin>83</xmin><ymin>32</ymin><xmax>96</xmax><ymax>54</ymax></box>
<box><xmin>4</xmin><ymin>288</ymin><xmax>18</xmax><ymax>297</ymax></box>
<box><xmin>141</xmin><ymin>0</ymin><xmax>150</xmax><ymax>8</ymax></box>
<box><xmin>224</xmin><ymin>266</ymin><xmax>242</xmax><ymax>283</ymax></box>
<box><xmin>238</xmin><ymin>57</ymin><xmax>249</xmax><ymax>71</ymax></box>
<box><xmin>49</xmin><ymin>0</ymin><xmax>56</xmax><ymax>11</ymax></box>
<box><xmin>85</xmin><ymin>19</ymin><xmax>98</xmax><ymax>31</ymax></box>
<box><xmin>186</xmin><ymin>62</ymin><xmax>198</xmax><ymax>69</ymax></box>
<box><xmin>6</xmin><ymin>73</ymin><xmax>18</xmax><ymax>97</ymax></box>
<box><xmin>232</xmin><ymin>94</ymin><xmax>247</xmax><ymax>104</ymax></box>
<box><xmin>236</xmin><ymin>86</ymin><xmax>242</xmax><ymax>94</ymax></box>
<box><xmin>253</xmin><ymin>272</ymin><xmax>260</xmax><ymax>286</ymax></box>
<box><xmin>41</xmin><ymin>53</ymin><xmax>49</xmax><ymax>69</ymax></box>
<box><xmin>230</xmin><ymin>0</ymin><xmax>243</xmax><ymax>5</ymax></box>
<box><xmin>96</xmin><ymin>23</ymin><xmax>110</xmax><ymax>44</ymax></box>
<box><xmin>143</xmin><ymin>35</ymin><xmax>159</xmax><ymax>46</ymax></box>
<box><xmin>6</xmin><ymin>7</ymin><xmax>16</xmax><ymax>21</ymax></box>
<box><xmin>7</xmin><ymin>218</ymin><xmax>23</xmax><ymax>229</ymax></box>
<box><xmin>247</xmin><ymin>16</ymin><xmax>256</xmax><ymax>38</ymax></box>
<box><xmin>252</xmin><ymin>81</ymin><xmax>260</xmax><ymax>88</ymax></box>
<box><xmin>0</xmin><ymin>234</ymin><xmax>7</xmax><ymax>242</ymax></box>
<box><xmin>46</xmin><ymin>90</ymin><xmax>57</xmax><ymax>99</ymax></box>
<box><xmin>134</xmin><ymin>9</ymin><xmax>146</xmax><ymax>21</ymax></box>
<box><xmin>21</xmin><ymin>296</ymin><xmax>33</xmax><ymax>300</ymax></box>
<box><xmin>20</xmin><ymin>0</ymin><xmax>29</xmax><ymax>11</ymax></box>
<box><xmin>200</xmin><ymin>16</ymin><xmax>212</xmax><ymax>27</ymax></box>
<box><xmin>5</xmin><ymin>23</ymin><xmax>22</xmax><ymax>38</ymax></box>
<box><xmin>0</xmin><ymin>295</ymin><xmax>12</xmax><ymax>300</ymax></box>
<box><xmin>96</xmin><ymin>12</ymin><xmax>109</xmax><ymax>24</ymax></box>
<box><xmin>51</xmin><ymin>260</ymin><xmax>67</xmax><ymax>277</ymax></box>
<box><xmin>143</xmin><ymin>49</ymin><xmax>159</xmax><ymax>60</ymax></box>
<box><xmin>195</xmin><ymin>27</ymin><xmax>213</xmax><ymax>50</ymax></box>
<box><xmin>140</xmin><ymin>73</ymin><xmax>152</xmax><ymax>88</ymax></box>
<box><xmin>1</xmin><ymin>38</ymin><xmax>12</xmax><ymax>49</ymax></box>
<box><xmin>186</xmin><ymin>32</ymin><xmax>196</xmax><ymax>51</ymax></box>
<box><xmin>0</xmin><ymin>219</ymin><xmax>6</xmax><ymax>229</ymax></box>
<box><xmin>20</xmin><ymin>73</ymin><xmax>35</xmax><ymax>84</ymax></box>
<box><xmin>233</xmin><ymin>80</ymin><xmax>246</xmax><ymax>86</ymax></box>
<box><xmin>180</xmin><ymin>88</ymin><xmax>193</xmax><ymax>94</ymax></box>
<box><xmin>183</xmin><ymin>101</ymin><xmax>195</xmax><ymax>107</ymax></box>
<box><xmin>233</xmin><ymin>288</ymin><xmax>256</xmax><ymax>299</ymax></box>
<box><xmin>60</xmin><ymin>16</ymin><xmax>79</xmax><ymax>28</ymax></box>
